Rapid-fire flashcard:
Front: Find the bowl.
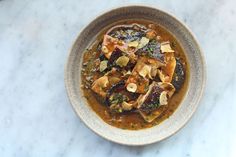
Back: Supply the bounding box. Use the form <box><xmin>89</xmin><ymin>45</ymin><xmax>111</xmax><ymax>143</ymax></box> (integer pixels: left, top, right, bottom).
<box><xmin>65</xmin><ymin>5</ymin><xmax>206</xmax><ymax>145</ymax></box>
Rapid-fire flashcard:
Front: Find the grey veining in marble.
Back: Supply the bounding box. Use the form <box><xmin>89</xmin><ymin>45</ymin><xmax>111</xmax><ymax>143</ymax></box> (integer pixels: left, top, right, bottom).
<box><xmin>0</xmin><ymin>0</ymin><xmax>235</xmax><ymax>157</ymax></box>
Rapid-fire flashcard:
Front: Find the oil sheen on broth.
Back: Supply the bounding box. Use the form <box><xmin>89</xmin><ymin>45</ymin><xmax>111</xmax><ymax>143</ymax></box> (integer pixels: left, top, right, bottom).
<box><xmin>81</xmin><ymin>20</ymin><xmax>189</xmax><ymax>130</ymax></box>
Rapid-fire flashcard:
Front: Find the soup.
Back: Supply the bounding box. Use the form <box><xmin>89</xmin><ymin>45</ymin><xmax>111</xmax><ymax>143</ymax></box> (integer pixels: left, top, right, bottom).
<box><xmin>81</xmin><ymin>20</ymin><xmax>189</xmax><ymax>130</ymax></box>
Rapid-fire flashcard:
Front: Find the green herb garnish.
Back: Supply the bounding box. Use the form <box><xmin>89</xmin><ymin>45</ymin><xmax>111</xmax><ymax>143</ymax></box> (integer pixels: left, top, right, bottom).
<box><xmin>110</xmin><ymin>93</ymin><xmax>127</xmax><ymax>105</ymax></box>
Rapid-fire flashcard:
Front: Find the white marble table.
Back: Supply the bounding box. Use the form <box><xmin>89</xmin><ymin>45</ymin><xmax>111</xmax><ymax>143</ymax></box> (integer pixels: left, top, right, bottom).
<box><xmin>0</xmin><ymin>0</ymin><xmax>235</xmax><ymax>156</ymax></box>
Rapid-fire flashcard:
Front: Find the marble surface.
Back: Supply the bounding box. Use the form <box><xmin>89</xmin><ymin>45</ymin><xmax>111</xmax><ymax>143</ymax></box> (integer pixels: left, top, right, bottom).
<box><xmin>0</xmin><ymin>0</ymin><xmax>235</xmax><ymax>156</ymax></box>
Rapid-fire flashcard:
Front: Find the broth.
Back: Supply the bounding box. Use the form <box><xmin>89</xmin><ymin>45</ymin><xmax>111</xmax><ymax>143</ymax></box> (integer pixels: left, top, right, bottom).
<box><xmin>81</xmin><ymin>20</ymin><xmax>189</xmax><ymax>130</ymax></box>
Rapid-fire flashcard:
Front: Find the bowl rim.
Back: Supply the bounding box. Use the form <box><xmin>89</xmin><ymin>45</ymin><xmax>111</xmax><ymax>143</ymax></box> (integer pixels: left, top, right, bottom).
<box><xmin>64</xmin><ymin>4</ymin><xmax>207</xmax><ymax>145</ymax></box>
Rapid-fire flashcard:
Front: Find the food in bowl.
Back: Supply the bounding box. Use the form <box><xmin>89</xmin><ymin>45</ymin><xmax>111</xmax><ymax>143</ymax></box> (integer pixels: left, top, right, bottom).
<box><xmin>81</xmin><ymin>21</ymin><xmax>189</xmax><ymax>130</ymax></box>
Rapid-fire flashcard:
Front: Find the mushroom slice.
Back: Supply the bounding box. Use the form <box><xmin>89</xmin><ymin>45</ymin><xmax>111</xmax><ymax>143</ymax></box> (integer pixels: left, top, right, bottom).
<box><xmin>108</xmin><ymin>76</ymin><xmax>121</xmax><ymax>85</ymax></box>
<box><xmin>160</xmin><ymin>41</ymin><xmax>174</xmax><ymax>53</ymax></box>
<box><xmin>126</xmin><ymin>83</ymin><xmax>137</xmax><ymax>93</ymax></box>
<box><xmin>99</xmin><ymin>60</ymin><xmax>108</xmax><ymax>72</ymax></box>
<box><xmin>101</xmin><ymin>45</ymin><xmax>109</xmax><ymax>54</ymax></box>
<box><xmin>158</xmin><ymin>52</ymin><xmax>176</xmax><ymax>83</ymax></box>
<box><xmin>116</xmin><ymin>56</ymin><xmax>130</xmax><ymax>67</ymax></box>
<box><xmin>91</xmin><ymin>76</ymin><xmax>109</xmax><ymax>98</ymax></box>
<box><xmin>159</xmin><ymin>91</ymin><xmax>168</xmax><ymax>106</ymax></box>
<box><xmin>128</xmin><ymin>41</ymin><xmax>139</xmax><ymax>48</ymax></box>
<box><xmin>121</xmin><ymin>101</ymin><xmax>134</xmax><ymax>111</ymax></box>
<box><xmin>137</xmin><ymin>37</ymin><xmax>149</xmax><ymax>49</ymax></box>
<box><xmin>137</xmin><ymin>82</ymin><xmax>175</xmax><ymax>122</ymax></box>
<box><xmin>139</xmin><ymin>65</ymin><xmax>152</xmax><ymax>78</ymax></box>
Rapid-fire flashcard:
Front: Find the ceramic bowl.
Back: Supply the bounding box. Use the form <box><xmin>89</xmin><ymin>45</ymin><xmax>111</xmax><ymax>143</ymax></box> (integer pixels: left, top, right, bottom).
<box><xmin>65</xmin><ymin>5</ymin><xmax>206</xmax><ymax>145</ymax></box>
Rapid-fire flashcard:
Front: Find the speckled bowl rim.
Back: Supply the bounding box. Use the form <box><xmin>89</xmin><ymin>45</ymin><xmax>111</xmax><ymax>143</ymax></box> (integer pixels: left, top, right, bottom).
<box><xmin>65</xmin><ymin>5</ymin><xmax>206</xmax><ymax>146</ymax></box>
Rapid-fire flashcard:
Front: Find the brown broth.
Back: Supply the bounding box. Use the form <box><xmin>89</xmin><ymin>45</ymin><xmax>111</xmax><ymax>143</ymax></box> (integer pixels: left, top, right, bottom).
<box><xmin>81</xmin><ymin>20</ymin><xmax>189</xmax><ymax>130</ymax></box>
